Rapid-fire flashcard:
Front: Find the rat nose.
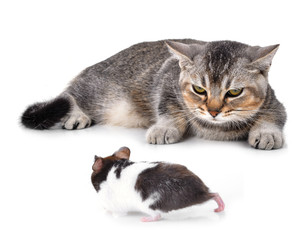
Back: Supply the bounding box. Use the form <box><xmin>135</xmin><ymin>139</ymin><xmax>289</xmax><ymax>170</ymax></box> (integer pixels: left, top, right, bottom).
<box><xmin>208</xmin><ymin>110</ymin><xmax>220</xmax><ymax>118</ymax></box>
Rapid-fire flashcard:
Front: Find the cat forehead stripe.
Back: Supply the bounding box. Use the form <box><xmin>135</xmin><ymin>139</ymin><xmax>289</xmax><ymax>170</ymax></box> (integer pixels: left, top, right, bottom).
<box><xmin>204</xmin><ymin>73</ymin><xmax>210</xmax><ymax>88</ymax></box>
<box><xmin>221</xmin><ymin>75</ymin><xmax>232</xmax><ymax>90</ymax></box>
<box><xmin>201</xmin><ymin>75</ymin><xmax>207</xmax><ymax>88</ymax></box>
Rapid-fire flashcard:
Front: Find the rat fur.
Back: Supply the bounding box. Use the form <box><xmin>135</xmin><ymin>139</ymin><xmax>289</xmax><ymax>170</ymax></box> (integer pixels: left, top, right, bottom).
<box><xmin>91</xmin><ymin>147</ymin><xmax>225</xmax><ymax>222</ymax></box>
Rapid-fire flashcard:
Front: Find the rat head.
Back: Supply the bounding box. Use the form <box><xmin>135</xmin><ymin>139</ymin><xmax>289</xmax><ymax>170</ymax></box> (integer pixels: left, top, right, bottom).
<box><xmin>91</xmin><ymin>147</ymin><xmax>131</xmax><ymax>191</ymax></box>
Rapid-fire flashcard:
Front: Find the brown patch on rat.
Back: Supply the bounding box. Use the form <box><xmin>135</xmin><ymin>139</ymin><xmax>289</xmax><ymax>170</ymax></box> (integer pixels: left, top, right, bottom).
<box><xmin>113</xmin><ymin>146</ymin><xmax>130</xmax><ymax>160</ymax></box>
<box><xmin>91</xmin><ymin>147</ymin><xmax>131</xmax><ymax>191</ymax></box>
<box><xmin>135</xmin><ymin>162</ymin><xmax>213</xmax><ymax>212</ymax></box>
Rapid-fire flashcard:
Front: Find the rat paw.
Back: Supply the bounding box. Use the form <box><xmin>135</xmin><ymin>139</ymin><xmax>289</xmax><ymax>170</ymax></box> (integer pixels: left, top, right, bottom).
<box><xmin>141</xmin><ymin>214</ymin><xmax>161</xmax><ymax>222</ymax></box>
<box><xmin>248</xmin><ymin>126</ymin><xmax>283</xmax><ymax>150</ymax></box>
<box><xmin>146</xmin><ymin>125</ymin><xmax>182</xmax><ymax>144</ymax></box>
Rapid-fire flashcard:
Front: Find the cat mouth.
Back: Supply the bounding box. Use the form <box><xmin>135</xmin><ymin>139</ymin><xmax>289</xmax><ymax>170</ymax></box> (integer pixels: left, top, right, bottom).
<box><xmin>192</xmin><ymin>108</ymin><xmax>246</xmax><ymax>127</ymax></box>
<box><xmin>194</xmin><ymin>112</ymin><xmax>253</xmax><ymax>131</ymax></box>
<box><xmin>194</xmin><ymin>110</ymin><xmax>238</xmax><ymax>126</ymax></box>
<box><xmin>194</xmin><ymin>109</ymin><xmax>224</xmax><ymax>123</ymax></box>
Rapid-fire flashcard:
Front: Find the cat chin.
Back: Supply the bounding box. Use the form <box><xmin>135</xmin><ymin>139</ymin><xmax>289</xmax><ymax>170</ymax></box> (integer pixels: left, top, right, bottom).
<box><xmin>196</xmin><ymin>112</ymin><xmax>248</xmax><ymax>127</ymax></box>
<box><xmin>200</xmin><ymin>118</ymin><xmax>229</xmax><ymax>127</ymax></box>
<box><xmin>197</xmin><ymin>115</ymin><xmax>231</xmax><ymax>126</ymax></box>
<box><xmin>196</xmin><ymin>116</ymin><xmax>247</xmax><ymax>129</ymax></box>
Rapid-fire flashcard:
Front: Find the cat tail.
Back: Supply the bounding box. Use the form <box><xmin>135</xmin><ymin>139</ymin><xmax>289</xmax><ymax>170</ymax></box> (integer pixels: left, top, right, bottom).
<box><xmin>21</xmin><ymin>97</ymin><xmax>71</xmax><ymax>130</ymax></box>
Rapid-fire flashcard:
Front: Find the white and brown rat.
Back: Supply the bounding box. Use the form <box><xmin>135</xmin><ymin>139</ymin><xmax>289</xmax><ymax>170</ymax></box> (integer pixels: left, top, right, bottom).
<box><xmin>91</xmin><ymin>147</ymin><xmax>225</xmax><ymax>222</ymax></box>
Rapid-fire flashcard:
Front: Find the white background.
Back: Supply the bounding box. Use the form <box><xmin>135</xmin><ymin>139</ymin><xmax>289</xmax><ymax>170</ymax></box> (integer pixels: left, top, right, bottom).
<box><xmin>1</xmin><ymin>0</ymin><xmax>301</xmax><ymax>239</ymax></box>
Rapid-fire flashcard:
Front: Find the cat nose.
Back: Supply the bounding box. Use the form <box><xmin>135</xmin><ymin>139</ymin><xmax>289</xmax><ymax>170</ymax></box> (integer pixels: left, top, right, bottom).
<box><xmin>209</xmin><ymin>110</ymin><xmax>220</xmax><ymax>118</ymax></box>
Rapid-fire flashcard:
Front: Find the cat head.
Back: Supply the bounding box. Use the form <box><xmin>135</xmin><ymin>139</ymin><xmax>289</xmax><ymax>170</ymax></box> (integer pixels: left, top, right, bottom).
<box><xmin>166</xmin><ymin>40</ymin><xmax>279</xmax><ymax>126</ymax></box>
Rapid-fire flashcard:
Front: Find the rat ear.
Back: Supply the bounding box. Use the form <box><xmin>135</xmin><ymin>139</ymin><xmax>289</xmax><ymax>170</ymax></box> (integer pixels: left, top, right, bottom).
<box><xmin>247</xmin><ymin>44</ymin><xmax>279</xmax><ymax>72</ymax></box>
<box><xmin>114</xmin><ymin>147</ymin><xmax>131</xmax><ymax>160</ymax></box>
<box><xmin>165</xmin><ymin>41</ymin><xmax>205</xmax><ymax>70</ymax></box>
<box><xmin>92</xmin><ymin>156</ymin><xmax>103</xmax><ymax>172</ymax></box>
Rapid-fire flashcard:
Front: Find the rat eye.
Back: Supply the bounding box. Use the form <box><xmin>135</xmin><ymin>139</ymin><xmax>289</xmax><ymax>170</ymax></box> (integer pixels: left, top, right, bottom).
<box><xmin>227</xmin><ymin>88</ymin><xmax>243</xmax><ymax>97</ymax></box>
<box><xmin>193</xmin><ymin>85</ymin><xmax>206</xmax><ymax>95</ymax></box>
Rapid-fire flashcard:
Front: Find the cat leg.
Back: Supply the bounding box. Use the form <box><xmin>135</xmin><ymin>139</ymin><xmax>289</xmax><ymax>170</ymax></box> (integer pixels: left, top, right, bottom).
<box><xmin>146</xmin><ymin>117</ymin><xmax>186</xmax><ymax>144</ymax></box>
<box><xmin>248</xmin><ymin>122</ymin><xmax>283</xmax><ymax>150</ymax></box>
<box><xmin>62</xmin><ymin>94</ymin><xmax>92</xmax><ymax>130</ymax></box>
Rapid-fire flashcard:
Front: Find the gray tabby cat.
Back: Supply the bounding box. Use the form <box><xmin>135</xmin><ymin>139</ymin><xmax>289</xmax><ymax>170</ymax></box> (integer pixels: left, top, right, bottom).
<box><xmin>21</xmin><ymin>39</ymin><xmax>286</xmax><ymax>149</ymax></box>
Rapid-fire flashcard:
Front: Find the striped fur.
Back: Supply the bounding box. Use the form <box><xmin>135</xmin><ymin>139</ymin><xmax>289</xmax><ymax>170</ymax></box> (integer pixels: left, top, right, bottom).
<box><xmin>21</xmin><ymin>39</ymin><xmax>286</xmax><ymax>149</ymax></box>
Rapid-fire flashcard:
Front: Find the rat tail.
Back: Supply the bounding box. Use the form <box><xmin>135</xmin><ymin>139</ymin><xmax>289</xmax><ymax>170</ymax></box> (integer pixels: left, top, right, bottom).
<box><xmin>21</xmin><ymin>97</ymin><xmax>71</xmax><ymax>130</ymax></box>
<box><xmin>209</xmin><ymin>193</ymin><xmax>225</xmax><ymax>212</ymax></box>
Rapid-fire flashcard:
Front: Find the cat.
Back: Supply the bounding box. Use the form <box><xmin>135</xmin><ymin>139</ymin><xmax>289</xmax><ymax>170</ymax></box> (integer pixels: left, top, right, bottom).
<box><xmin>21</xmin><ymin>39</ymin><xmax>286</xmax><ymax>149</ymax></box>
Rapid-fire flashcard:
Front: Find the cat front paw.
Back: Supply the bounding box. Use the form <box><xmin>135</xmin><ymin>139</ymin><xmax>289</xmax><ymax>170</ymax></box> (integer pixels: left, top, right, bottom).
<box><xmin>146</xmin><ymin>125</ymin><xmax>182</xmax><ymax>144</ymax></box>
<box><xmin>248</xmin><ymin>125</ymin><xmax>284</xmax><ymax>150</ymax></box>
<box><xmin>63</xmin><ymin>113</ymin><xmax>91</xmax><ymax>130</ymax></box>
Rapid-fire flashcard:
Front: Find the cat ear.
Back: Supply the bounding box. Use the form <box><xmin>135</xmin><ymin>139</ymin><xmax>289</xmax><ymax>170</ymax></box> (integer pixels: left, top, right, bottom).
<box><xmin>92</xmin><ymin>156</ymin><xmax>103</xmax><ymax>172</ymax></box>
<box><xmin>114</xmin><ymin>147</ymin><xmax>131</xmax><ymax>160</ymax></box>
<box><xmin>247</xmin><ymin>44</ymin><xmax>279</xmax><ymax>72</ymax></box>
<box><xmin>166</xmin><ymin>41</ymin><xmax>205</xmax><ymax>70</ymax></box>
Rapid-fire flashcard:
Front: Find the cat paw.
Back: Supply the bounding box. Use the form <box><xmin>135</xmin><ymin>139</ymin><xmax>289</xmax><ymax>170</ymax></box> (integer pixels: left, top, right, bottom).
<box><xmin>248</xmin><ymin>126</ymin><xmax>284</xmax><ymax>150</ymax></box>
<box><xmin>63</xmin><ymin>113</ymin><xmax>91</xmax><ymax>130</ymax></box>
<box><xmin>146</xmin><ymin>125</ymin><xmax>182</xmax><ymax>144</ymax></box>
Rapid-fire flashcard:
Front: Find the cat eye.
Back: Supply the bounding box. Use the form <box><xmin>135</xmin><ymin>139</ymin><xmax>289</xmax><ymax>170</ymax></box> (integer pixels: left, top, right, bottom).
<box><xmin>193</xmin><ymin>85</ymin><xmax>206</xmax><ymax>95</ymax></box>
<box><xmin>226</xmin><ymin>88</ymin><xmax>243</xmax><ymax>97</ymax></box>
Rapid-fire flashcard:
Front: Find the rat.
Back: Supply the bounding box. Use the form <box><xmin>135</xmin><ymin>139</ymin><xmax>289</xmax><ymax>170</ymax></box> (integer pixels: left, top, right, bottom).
<box><xmin>91</xmin><ymin>146</ymin><xmax>225</xmax><ymax>222</ymax></box>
